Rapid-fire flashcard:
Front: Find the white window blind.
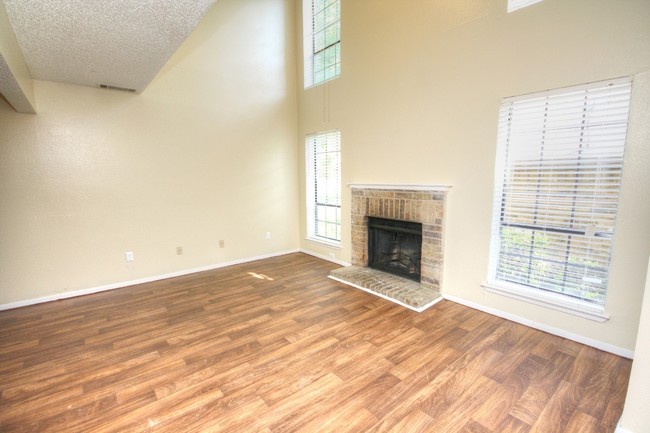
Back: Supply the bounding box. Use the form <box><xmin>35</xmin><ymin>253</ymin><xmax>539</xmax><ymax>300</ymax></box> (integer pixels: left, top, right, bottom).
<box><xmin>306</xmin><ymin>131</ymin><xmax>341</xmax><ymax>243</ymax></box>
<box><xmin>488</xmin><ymin>78</ymin><xmax>632</xmax><ymax>309</ymax></box>
<box><xmin>508</xmin><ymin>0</ymin><xmax>543</xmax><ymax>13</ymax></box>
<box><xmin>303</xmin><ymin>0</ymin><xmax>340</xmax><ymax>88</ymax></box>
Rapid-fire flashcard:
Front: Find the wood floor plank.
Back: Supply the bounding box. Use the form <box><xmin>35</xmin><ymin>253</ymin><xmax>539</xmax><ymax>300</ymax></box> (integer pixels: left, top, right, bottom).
<box><xmin>0</xmin><ymin>253</ymin><xmax>631</xmax><ymax>433</ymax></box>
<box><xmin>388</xmin><ymin>408</ymin><xmax>435</xmax><ymax>433</ymax></box>
<box><xmin>297</xmin><ymin>405</ymin><xmax>378</xmax><ymax>433</ymax></box>
<box><xmin>389</xmin><ymin>343</ymin><xmax>460</xmax><ymax>381</ymax></box>
<box><xmin>575</xmin><ymin>350</ymin><xmax>625</xmax><ymax>421</ymax></box>
<box><xmin>528</xmin><ymin>380</ymin><xmax>583</xmax><ymax>433</ymax></box>
<box><xmin>418</xmin><ymin>349</ymin><xmax>504</xmax><ymax>418</ymax></box>
<box><xmin>460</xmin><ymin>420</ymin><xmax>493</xmax><ymax>433</ymax></box>
<box><xmin>598</xmin><ymin>357</ymin><xmax>632</xmax><ymax>433</ymax></box>
<box><xmin>564</xmin><ymin>410</ymin><xmax>600</xmax><ymax>433</ymax></box>
<box><xmin>418</xmin><ymin>375</ymin><xmax>501</xmax><ymax>433</ymax></box>
<box><xmin>471</xmin><ymin>381</ymin><xmax>521</xmax><ymax>431</ymax></box>
<box><xmin>509</xmin><ymin>350</ymin><xmax>576</xmax><ymax>425</ymax></box>
<box><xmin>493</xmin><ymin>415</ymin><xmax>533</xmax><ymax>433</ymax></box>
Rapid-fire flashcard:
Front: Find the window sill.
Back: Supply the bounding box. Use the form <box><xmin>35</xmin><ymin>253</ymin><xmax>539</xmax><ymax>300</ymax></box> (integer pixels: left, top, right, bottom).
<box><xmin>306</xmin><ymin>237</ymin><xmax>341</xmax><ymax>249</ymax></box>
<box><xmin>481</xmin><ymin>281</ymin><xmax>610</xmax><ymax>322</ymax></box>
<box><xmin>304</xmin><ymin>75</ymin><xmax>340</xmax><ymax>90</ymax></box>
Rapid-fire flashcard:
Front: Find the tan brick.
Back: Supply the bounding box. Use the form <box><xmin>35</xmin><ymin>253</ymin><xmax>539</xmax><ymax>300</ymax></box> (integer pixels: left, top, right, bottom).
<box><xmin>432</xmin><ymin>192</ymin><xmax>445</xmax><ymax>201</ymax></box>
<box><xmin>402</xmin><ymin>200</ymin><xmax>409</xmax><ymax>220</ymax></box>
<box><xmin>351</xmin><ymin>197</ymin><xmax>365</xmax><ymax>215</ymax></box>
<box><xmin>421</xmin><ymin>201</ymin><xmax>434</xmax><ymax>224</ymax></box>
<box><xmin>395</xmin><ymin>191</ymin><xmax>415</xmax><ymax>199</ymax></box>
<box><xmin>410</xmin><ymin>200</ymin><xmax>422</xmax><ymax>222</ymax></box>
<box><xmin>367</xmin><ymin>190</ymin><xmax>394</xmax><ymax>198</ymax></box>
<box><xmin>367</xmin><ymin>198</ymin><xmax>374</xmax><ymax>215</ymax></box>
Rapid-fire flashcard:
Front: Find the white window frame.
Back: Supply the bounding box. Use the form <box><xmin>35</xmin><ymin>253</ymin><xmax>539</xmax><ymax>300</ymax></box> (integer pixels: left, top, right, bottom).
<box><xmin>508</xmin><ymin>0</ymin><xmax>543</xmax><ymax>13</ymax></box>
<box><xmin>306</xmin><ymin>131</ymin><xmax>341</xmax><ymax>245</ymax></box>
<box><xmin>303</xmin><ymin>0</ymin><xmax>341</xmax><ymax>88</ymax></box>
<box><xmin>484</xmin><ymin>77</ymin><xmax>632</xmax><ymax>322</ymax></box>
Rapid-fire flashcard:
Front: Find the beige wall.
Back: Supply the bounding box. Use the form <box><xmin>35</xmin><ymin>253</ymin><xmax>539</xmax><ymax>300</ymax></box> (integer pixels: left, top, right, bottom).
<box><xmin>297</xmin><ymin>0</ymin><xmax>650</xmax><ymax>351</ymax></box>
<box><xmin>0</xmin><ymin>0</ymin><xmax>299</xmax><ymax>305</ymax></box>
<box><xmin>619</xmin><ymin>257</ymin><xmax>650</xmax><ymax>432</ymax></box>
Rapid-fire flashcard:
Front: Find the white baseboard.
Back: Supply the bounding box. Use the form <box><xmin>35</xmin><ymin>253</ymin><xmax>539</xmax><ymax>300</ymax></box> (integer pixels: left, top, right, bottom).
<box><xmin>443</xmin><ymin>293</ymin><xmax>634</xmax><ymax>359</ymax></box>
<box><xmin>2</xmin><ymin>252</ymin><xmax>634</xmax><ymax>361</ymax></box>
<box><xmin>297</xmin><ymin>253</ymin><xmax>635</xmax><ymax>359</ymax></box>
<box><xmin>615</xmin><ymin>425</ymin><xmax>634</xmax><ymax>433</ymax></box>
<box><xmin>299</xmin><ymin>248</ymin><xmax>350</xmax><ymax>267</ymax></box>
<box><xmin>0</xmin><ymin>249</ymin><xmax>300</xmax><ymax>311</ymax></box>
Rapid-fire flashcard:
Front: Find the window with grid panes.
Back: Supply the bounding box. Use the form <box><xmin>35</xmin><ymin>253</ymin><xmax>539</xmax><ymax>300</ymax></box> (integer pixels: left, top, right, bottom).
<box><xmin>303</xmin><ymin>0</ymin><xmax>340</xmax><ymax>88</ymax></box>
<box><xmin>306</xmin><ymin>131</ymin><xmax>341</xmax><ymax>244</ymax></box>
<box><xmin>486</xmin><ymin>78</ymin><xmax>632</xmax><ymax>317</ymax></box>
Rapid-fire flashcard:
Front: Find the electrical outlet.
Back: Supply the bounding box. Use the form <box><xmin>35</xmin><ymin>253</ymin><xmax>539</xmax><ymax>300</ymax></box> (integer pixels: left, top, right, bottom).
<box><xmin>176</xmin><ymin>246</ymin><xmax>183</xmax><ymax>255</ymax></box>
<box><xmin>265</xmin><ymin>232</ymin><xmax>271</xmax><ymax>240</ymax></box>
<box><xmin>219</xmin><ymin>240</ymin><xmax>225</xmax><ymax>248</ymax></box>
<box><xmin>125</xmin><ymin>251</ymin><xmax>134</xmax><ymax>262</ymax></box>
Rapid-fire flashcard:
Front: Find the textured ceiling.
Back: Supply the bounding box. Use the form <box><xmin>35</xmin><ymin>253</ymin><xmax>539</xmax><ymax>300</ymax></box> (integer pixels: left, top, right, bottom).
<box><xmin>2</xmin><ymin>0</ymin><xmax>216</xmax><ymax>93</ymax></box>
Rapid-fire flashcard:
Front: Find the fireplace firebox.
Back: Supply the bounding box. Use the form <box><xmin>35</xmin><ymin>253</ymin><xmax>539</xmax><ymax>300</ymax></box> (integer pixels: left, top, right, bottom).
<box><xmin>368</xmin><ymin>217</ymin><xmax>423</xmax><ymax>282</ymax></box>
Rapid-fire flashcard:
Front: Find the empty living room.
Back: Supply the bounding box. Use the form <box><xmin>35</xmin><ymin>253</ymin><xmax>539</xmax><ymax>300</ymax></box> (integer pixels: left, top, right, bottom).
<box><xmin>1</xmin><ymin>0</ymin><xmax>649</xmax><ymax>432</ymax></box>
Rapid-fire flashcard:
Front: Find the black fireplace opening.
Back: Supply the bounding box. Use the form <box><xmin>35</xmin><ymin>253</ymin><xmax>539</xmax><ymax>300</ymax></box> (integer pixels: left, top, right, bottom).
<box><xmin>368</xmin><ymin>217</ymin><xmax>423</xmax><ymax>282</ymax></box>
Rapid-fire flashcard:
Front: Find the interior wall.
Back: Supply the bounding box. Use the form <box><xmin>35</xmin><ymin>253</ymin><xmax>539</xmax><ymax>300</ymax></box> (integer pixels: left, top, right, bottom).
<box><xmin>297</xmin><ymin>0</ymin><xmax>650</xmax><ymax>351</ymax></box>
<box><xmin>619</xmin><ymin>257</ymin><xmax>650</xmax><ymax>433</ymax></box>
<box><xmin>0</xmin><ymin>0</ymin><xmax>299</xmax><ymax>305</ymax></box>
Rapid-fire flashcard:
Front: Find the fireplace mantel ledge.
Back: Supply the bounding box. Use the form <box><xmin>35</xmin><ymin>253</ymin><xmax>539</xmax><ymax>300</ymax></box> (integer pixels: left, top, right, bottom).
<box><xmin>349</xmin><ymin>184</ymin><xmax>452</xmax><ymax>192</ymax></box>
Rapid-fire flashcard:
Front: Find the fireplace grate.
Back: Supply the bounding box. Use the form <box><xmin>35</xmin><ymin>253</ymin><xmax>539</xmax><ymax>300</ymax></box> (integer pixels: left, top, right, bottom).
<box><xmin>368</xmin><ymin>217</ymin><xmax>422</xmax><ymax>282</ymax></box>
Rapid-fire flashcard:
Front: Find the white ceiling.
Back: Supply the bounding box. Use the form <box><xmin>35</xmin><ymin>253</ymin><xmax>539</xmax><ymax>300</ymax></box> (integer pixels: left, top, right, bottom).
<box><xmin>2</xmin><ymin>0</ymin><xmax>216</xmax><ymax>93</ymax></box>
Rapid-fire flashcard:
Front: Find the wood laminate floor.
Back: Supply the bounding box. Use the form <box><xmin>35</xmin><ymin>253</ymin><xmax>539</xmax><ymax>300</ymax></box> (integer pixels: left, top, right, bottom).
<box><xmin>0</xmin><ymin>253</ymin><xmax>631</xmax><ymax>432</ymax></box>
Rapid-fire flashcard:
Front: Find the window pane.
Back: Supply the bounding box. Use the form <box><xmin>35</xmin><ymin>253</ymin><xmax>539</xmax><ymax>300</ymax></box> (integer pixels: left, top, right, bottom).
<box><xmin>324</xmin><ymin>3</ymin><xmax>339</xmax><ymax>26</ymax></box>
<box><xmin>313</xmin><ymin>10</ymin><xmax>325</xmax><ymax>32</ymax></box>
<box><xmin>313</xmin><ymin>0</ymin><xmax>325</xmax><ymax>12</ymax></box>
<box><xmin>324</xmin><ymin>45</ymin><xmax>336</xmax><ymax>66</ymax></box>
<box><xmin>313</xmin><ymin>31</ymin><xmax>325</xmax><ymax>52</ymax></box>
<box><xmin>313</xmin><ymin>51</ymin><xmax>324</xmax><ymax>74</ymax></box>
<box><xmin>325</xmin><ymin>24</ymin><xmax>339</xmax><ymax>47</ymax></box>
<box><xmin>313</xmin><ymin>68</ymin><xmax>325</xmax><ymax>85</ymax></box>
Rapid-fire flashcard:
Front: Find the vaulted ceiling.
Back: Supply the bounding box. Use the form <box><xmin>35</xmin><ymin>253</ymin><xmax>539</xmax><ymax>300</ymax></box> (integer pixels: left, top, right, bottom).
<box><xmin>0</xmin><ymin>0</ymin><xmax>216</xmax><ymax>113</ymax></box>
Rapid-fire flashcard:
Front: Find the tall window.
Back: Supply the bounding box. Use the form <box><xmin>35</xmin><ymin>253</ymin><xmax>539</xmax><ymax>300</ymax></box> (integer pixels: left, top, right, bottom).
<box><xmin>303</xmin><ymin>0</ymin><xmax>340</xmax><ymax>88</ymax></box>
<box><xmin>487</xmin><ymin>78</ymin><xmax>632</xmax><ymax>316</ymax></box>
<box><xmin>306</xmin><ymin>131</ymin><xmax>341</xmax><ymax>244</ymax></box>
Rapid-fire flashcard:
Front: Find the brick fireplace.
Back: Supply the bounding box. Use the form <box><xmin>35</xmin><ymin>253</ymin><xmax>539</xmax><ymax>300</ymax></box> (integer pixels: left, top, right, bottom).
<box><xmin>330</xmin><ymin>184</ymin><xmax>449</xmax><ymax>311</ymax></box>
<box><xmin>350</xmin><ymin>184</ymin><xmax>449</xmax><ymax>293</ymax></box>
